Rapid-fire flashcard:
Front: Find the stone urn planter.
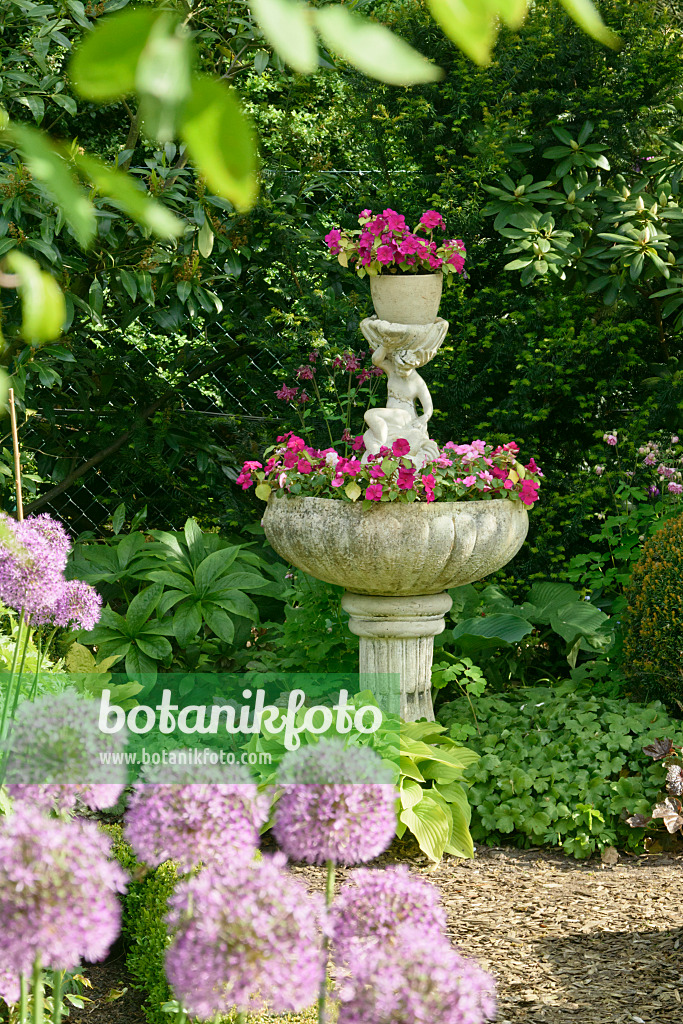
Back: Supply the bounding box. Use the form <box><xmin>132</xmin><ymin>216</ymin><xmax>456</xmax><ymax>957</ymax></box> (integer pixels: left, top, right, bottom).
<box><xmin>263</xmin><ymin>497</ymin><xmax>528</xmax><ymax>721</ymax></box>
<box><xmin>370</xmin><ymin>272</ymin><xmax>442</xmax><ymax>324</ymax></box>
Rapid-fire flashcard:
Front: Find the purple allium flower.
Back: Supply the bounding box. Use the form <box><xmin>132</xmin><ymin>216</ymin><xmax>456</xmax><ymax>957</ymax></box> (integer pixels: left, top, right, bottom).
<box><xmin>273</xmin><ymin>739</ymin><xmax>396</xmax><ymax>865</ymax></box>
<box><xmin>27</xmin><ymin>513</ymin><xmax>72</xmax><ymax>565</ymax></box>
<box><xmin>0</xmin><ymin>965</ymin><xmax>19</xmax><ymax>1006</ymax></box>
<box><xmin>330</xmin><ymin>865</ymin><xmax>446</xmax><ymax>960</ymax></box>
<box><xmin>3</xmin><ymin>692</ymin><xmax>127</xmax><ymax>811</ymax></box>
<box><xmin>165</xmin><ymin>853</ymin><xmax>323</xmax><ymax>1018</ymax></box>
<box><xmin>0</xmin><ymin>806</ymin><xmax>126</xmax><ymax>978</ymax></box>
<box><xmin>0</xmin><ymin>513</ymin><xmax>67</xmax><ymax>618</ymax></box>
<box><xmin>52</xmin><ymin>578</ymin><xmax>102</xmax><ymax>630</ymax></box>
<box><xmin>125</xmin><ymin>756</ymin><xmax>268</xmax><ymax>871</ymax></box>
<box><xmin>336</xmin><ymin>931</ymin><xmax>496</xmax><ymax>1024</ymax></box>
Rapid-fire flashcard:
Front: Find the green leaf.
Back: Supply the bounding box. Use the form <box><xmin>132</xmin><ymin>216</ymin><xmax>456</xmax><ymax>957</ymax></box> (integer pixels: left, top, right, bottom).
<box><xmin>194</xmin><ymin>548</ymin><xmax>241</xmax><ymax>591</ymax></box>
<box><xmin>559</xmin><ymin>0</ymin><xmax>620</xmax><ymax>49</ymax></box>
<box><xmin>135</xmin><ymin>14</ymin><xmax>191</xmax><ymax>143</ymax></box>
<box><xmin>202</xmin><ymin>603</ymin><xmax>236</xmax><ymax>644</ymax></box>
<box><xmin>112</xmin><ymin>503</ymin><xmax>126</xmax><ymax>535</ymax></box>
<box><xmin>427</xmin><ymin>0</ymin><xmax>497</xmax><ymax>65</ymax></box>
<box><xmin>173</xmin><ymin>600</ymin><xmax>203</xmax><ymax>645</ymax></box>
<box><xmin>70</xmin><ymin>7</ymin><xmax>160</xmax><ymax>100</ymax></box>
<box><xmin>314</xmin><ymin>6</ymin><xmax>442</xmax><ymax>84</ymax></box>
<box><xmin>399</xmin><ymin>777</ymin><xmax>424</xmax><ymax>810</ymax></box>
<box><xmin>126</xmin><ymin>583</ymin><xmax>163</xmax><ymax>634</ymax></box>
<box><xmin>180</xmin><ymin>76</ymin><xmax>259</xmax><ymax>212</ymax></box>
<box><xmin>218</xmin><ymin>571</ymin><xmax>270</xmax><ymax>591</ymax></box>
<box><xmin>399</xmin><ymin>794</ymin><xmax>450</xmax><ymax>862</ymax></box>
<box><xmin>452</xmin><ymin>613</ymin><xmax>533</xmax><ymax>645</ymax></box>
<box><xmin>136</xmin><ymin>633</ymin><xmax>172</xmax><ymax>660</ymax></box>
<box><xmin>119</xmin><ymin>269</ymin><xmax>137</xmax><ymax>300</ymax></box>
<box><xmin>4</xmin><ymin>124</ymin><xmax>95</xmax><ymax>246</ymax></box>
<box><xmin>4</xmin><ymin>251</ymin><xmax>65</xmax><ymax>345</ymax></box>
<box><xmin>183</xmin><ymin>517</ymin><xmax>205</xmax><ymax>565</ymax></box>
<box><xmin>74</xmin><ymin>152</ymin><xmax>183</xmax><ymax>239</ymax></box>
<box><xmin>147</xmin><ymin>570</ymin><xmax>195</xmax><ymax>594</ymax></box>
<box><xmin>125</xmin><ymin>644</ymin><xmax>157</xmax><ymax>682</ymax></box>
<box><xmin>250</xmin><ymin>0</ymin><xmax>319</xmax><ymax>74</ymax></box>
<box><xmin>198</xmin><ymin>218</ymin><xmax>214</xmax><ymax>258</ymax></box>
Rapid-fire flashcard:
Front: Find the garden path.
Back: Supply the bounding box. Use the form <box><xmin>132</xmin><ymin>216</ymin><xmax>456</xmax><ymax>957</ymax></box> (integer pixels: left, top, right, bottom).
<box><xmin>299</xmin><ymin>844</ymin><xmax>683</xmax><ymax>1024</ymax></box>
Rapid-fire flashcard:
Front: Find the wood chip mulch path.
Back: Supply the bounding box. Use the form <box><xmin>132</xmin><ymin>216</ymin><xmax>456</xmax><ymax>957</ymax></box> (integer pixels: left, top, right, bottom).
<box><xmin>298</xmin><ymin>842</ymin><xmax>683</xmax><ymax>1024</ymax></box>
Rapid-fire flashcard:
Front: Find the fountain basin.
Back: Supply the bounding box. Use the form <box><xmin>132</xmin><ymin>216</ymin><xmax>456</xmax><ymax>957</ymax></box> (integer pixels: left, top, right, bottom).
<box><xmin>262</xmin><ymin>496</ymin><xmax>529</xmax><ymax>596</ymax></box>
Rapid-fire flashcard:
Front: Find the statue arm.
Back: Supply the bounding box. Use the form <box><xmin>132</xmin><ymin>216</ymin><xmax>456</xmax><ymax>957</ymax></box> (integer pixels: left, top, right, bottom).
<box><xmin>371</xmin><ymin>344</ymin><xmax>391</xmax><ymax>373</ymax></box>
<box><xmin>414</xmin><ymin>377</ymin><xmax>433</xmax><ymax>424</ymax></box>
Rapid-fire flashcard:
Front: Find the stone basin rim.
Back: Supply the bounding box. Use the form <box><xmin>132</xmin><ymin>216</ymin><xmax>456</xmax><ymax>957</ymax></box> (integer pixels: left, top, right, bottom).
<box><xmin>262</xmin><ymin>495</ymin><xmax>530</xmax><ymax>596</ymax></box>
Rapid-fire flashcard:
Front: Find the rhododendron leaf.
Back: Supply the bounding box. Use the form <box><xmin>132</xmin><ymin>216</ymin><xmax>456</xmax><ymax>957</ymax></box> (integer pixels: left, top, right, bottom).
<box><xmin>314</xmin><ymin>6</ymin><xmax>442</xmax><ymax>85</ymax></box>
<box><xmin>180</xmin><ymin>77</ymin><xmax>259</xmax><ymax>212</ymax></box>
<box><xmin>345</xmin><ymin>480</ymin><xmax>361</xmax><ymax>502</ymax></box>
<box><xmin>250</xmin><ymin>0</ymin><xmax>319</xmax><ymax>74</ymax></box>
<box><xmin>5</xmin><ymin>250</ymin><xmax>66</xmax><ymax>344</ymax></box>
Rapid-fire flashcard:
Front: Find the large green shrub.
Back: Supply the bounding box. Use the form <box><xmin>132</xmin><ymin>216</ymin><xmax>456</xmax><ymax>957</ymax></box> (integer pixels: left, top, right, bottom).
<box><xmin>623</xmin><ymin>513</ymin><xmax>683</xmax><ymax>708</ymax></box>
<box><xmin>437</xmin><ymin>685</ymin><xmax>683</xmax><ymax>858</ymax></box>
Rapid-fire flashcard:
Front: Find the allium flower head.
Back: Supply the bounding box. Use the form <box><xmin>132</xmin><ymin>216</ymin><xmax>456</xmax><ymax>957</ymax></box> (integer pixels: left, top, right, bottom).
<box><xmin>0</xmin><ymin>513</ymin><xmax>67</xmax><ymax>618</ymax></box>
<box><xmin>273</xmin><ymin>739</ymin><xmax>396</xmax><ymax>865</ymax></box>
<box><xmin>4</xmin><ymin>692</ymin><xmax>127</xmax><ymax>812</ymax></box>
<box><xmin>336</xmin><ymin>931</ymin><xmax>496</xmax><ymax>1024</ymax></box>
<box><xmin>0</xmin><ymin>965</ymin><xmax>19</xmax><ymax>1006</ymax></box>
<box><xmin>125</xmin><ymin>756</ymin><xmax>268</xmax><ymax>871</ymax></box>
<box><xmin>53</xmin><ymin>578</ymin><xmax>102</xmax><ymax>630</ymax></box>
<box><xmin>166</xmin><ymin>853</ymin><xmax>323</xmax><ymax>1019</ymax></box>
<box><xmin>330</xmin><ymin>864</ymin><xmax>446</xmax><ymax>960</ymax></box>
<box><xmin>0</xmin><ymin>806</ymin><xmax>126</xmax><ymax>978</ymax></box>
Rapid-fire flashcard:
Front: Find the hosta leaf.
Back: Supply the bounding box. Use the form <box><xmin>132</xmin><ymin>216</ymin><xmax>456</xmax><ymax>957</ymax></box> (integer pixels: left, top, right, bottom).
<box><xmin>399</xmin><ymin>795</ymin><xmax>450</xmax><ymax>862</ymax></box>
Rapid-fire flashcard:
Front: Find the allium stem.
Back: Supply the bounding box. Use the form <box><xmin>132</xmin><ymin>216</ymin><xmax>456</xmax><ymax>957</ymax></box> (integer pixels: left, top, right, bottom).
<box><xmin>174</xmin><ymin>1008</ymin><xmax>187</xmax><ymax>1024</ymax></box>
<box><xmin>19</xmin><ymin>973</ymin><xmax>28</xmax><ymax>1024</ymax></box>
<box><xmin>0</xmin><ymin>607</ymin><xmax>25</xmax><ymax>740</ymax></box>
<box><xmin>9</xmin><ymin>616</ymin><xmax>33</xmax><ymax>722</ymax></box>
<box><xmin>317</xmin><ymin>859</ymin><xmax>336</xmax><ymax>1024</ymax></box>
<box><xmin>52</xmin><ymin>969</ymin><xmax>63</xmax><ymax>1024</ymax></box>
<box><xmin>31</xmin><ymin>954</ymin><xmax>43</xmax><ymax>1024</ymax></box>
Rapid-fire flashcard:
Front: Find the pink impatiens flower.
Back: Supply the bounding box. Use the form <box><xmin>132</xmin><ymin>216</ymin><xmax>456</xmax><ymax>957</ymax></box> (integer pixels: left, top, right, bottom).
<box><xmin>325</xmin><ymin>229</ymin><xmax>342</xmax><ymax>253</ymax></box>
<box><xmin>420</xmin><ymin>210</ymin><xmax>445</xmax><ymax>231</ymax></box>
<box><xmin>351</xmin><ymin>436</ymin><xmax>365</xmax><ymax>452</ymax></box>
<box><xmin>365</xmin><ymin>484</ymin><xmax>383</xmax><ymax>501</ymax></box>
<box><xmin>396</xmin><ymin>467</ymin><xmax>415</xmax><ymax>490</ymax></box>
<box><xmin>376</xmin><ymin>245</ymin><xmax>395</xmax><ymax>265</ymax></box>
<box><xmin>392</xmin><ymin>439</ymin><xmax>411</xmax><ymax>457</ymax></box>
<box><xmin>463</xmin><ymin>475</ymin><xmax>477</xmax><ymax>487</ymax></box>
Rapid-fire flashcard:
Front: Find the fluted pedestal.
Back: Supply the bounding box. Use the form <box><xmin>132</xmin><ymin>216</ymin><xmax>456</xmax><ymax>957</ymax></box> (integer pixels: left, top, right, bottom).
<box><xmin>341</xmin><ymin>592</ymin><xmax>453</xmax><ymax>722</ymax></box>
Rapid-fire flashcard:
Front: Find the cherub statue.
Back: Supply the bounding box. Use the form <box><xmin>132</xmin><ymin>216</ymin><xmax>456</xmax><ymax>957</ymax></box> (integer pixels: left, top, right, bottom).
<box><xmin>360</xmin><ymin>317</ymin><xmax>448</xmax><ymax>468</ymax></box>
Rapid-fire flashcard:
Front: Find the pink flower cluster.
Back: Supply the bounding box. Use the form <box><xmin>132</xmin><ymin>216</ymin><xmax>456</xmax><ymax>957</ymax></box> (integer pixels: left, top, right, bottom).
<box><xmin>595</xmin><ymin>433</ymin><xmax>683</xmax><ymax>501</ymax></box>
<box><xmin>325</xmin><ymin>209</ymin><xmax>466</xmax><ymax>281</ymax></box>
<box><xmin>272</xmin><ymin>348</ymin><xmax>384</xmax><ymax>412</ymax></box>
<box><xmin>239</xmin><ymin>434</ymin><xmax>542</xmax><ymax>507</ymax></box>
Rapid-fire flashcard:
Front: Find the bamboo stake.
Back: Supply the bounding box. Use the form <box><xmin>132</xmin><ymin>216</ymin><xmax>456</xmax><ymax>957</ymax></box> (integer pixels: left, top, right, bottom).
<box><xmin>8</xmin><ymin>387</ymin><xmax>23</xmax><ymax>521</ymax></box>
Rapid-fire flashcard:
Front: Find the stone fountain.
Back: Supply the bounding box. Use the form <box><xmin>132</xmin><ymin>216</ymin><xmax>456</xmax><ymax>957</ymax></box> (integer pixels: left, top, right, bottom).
<box><xmin>263</xmin><ymin>310</ymin><xmax>528</xmax><ymax>721</ymax></box>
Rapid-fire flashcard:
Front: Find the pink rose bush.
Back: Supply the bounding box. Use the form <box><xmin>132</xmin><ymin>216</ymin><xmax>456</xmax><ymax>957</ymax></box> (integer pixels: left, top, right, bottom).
<box><xmin>324</xmin><ymin>208</ymin><xmax>466</xmax><ymax>283</ymax></box>
<box><xmin>240</xmin><ymin>434</ymin><xmax>542</xmax><ymax>507</ymax></box>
